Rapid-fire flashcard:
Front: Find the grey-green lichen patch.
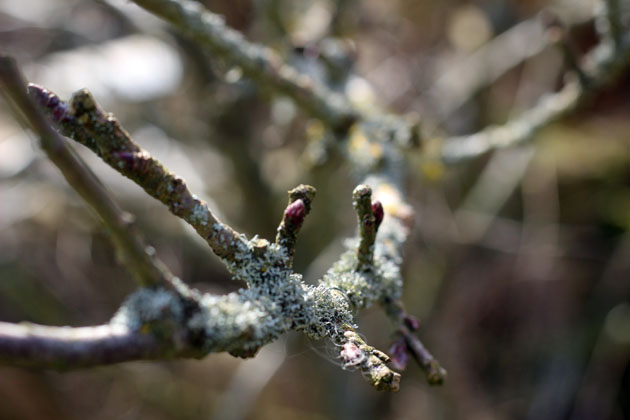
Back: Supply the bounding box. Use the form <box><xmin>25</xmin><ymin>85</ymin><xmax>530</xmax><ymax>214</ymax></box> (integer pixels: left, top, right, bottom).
<box><xmin>111</xmin><ymin>288</ymin><xmax>185</xmax><ymax>331</ymax></box>
<box><xmin>107</xmin><ymin>180</ymin><xmax>406</xmax><ymax>386</ymax></box>
<box><xmin>189</xmin><ymin>200</ymin><xmax>210</xmax><ymax>226</ymax></box>
<box><xmin>319</xmin><ymin>244</ymin><xmax>403</xmax><ymax>312</ymax></box>
<box><xmin>302</xmin><ymin>285</ymin><xmax>356</xmax><ymax>340</ymax></box>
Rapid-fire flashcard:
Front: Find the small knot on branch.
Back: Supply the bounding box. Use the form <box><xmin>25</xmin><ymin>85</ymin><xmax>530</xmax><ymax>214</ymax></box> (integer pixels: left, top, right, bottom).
<box><xmin>69</xmin><ymin>88</ymin><xmax>98</xmax><ymax>123</ymax></box>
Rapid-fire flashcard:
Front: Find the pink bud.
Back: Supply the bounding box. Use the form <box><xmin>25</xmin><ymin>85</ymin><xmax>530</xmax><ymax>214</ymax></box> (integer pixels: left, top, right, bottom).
<box><xmin>372</xmin><ymin>200</ymin><xmax>384</xmax><ymax>229</ymax></box>
<box><xmin>28</xmin><ymin>84</ymin><xmax>69</xmax><ymax>123</ymax></box>
<box><xmin>389</xmin><ymin>337</ymin><xmax>409</xmax><ymax>371</ymax></box>
<box><xmin>340</xmin><ymin>342</ymin><xmax>364</xmax><ymax>368</ymax></box>
<box><xmin>285</xmin><ymin>199</ymin><xmax>305</xmax><ymax>225</ymax></box>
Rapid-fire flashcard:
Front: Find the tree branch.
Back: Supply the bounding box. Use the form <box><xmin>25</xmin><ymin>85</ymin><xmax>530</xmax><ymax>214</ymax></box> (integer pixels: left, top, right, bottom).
<box><xmin>28</xmin><ymin>85</ymin><xmax>248</xmax><ymax>264</ymax></box>
<box><xmin>130</xmin><ymin>0</ymin><xmax>357</xmax><ymax>133</ymax></box>
<box><xmin>439</xmin><ymin>7</ymin><xmax>630</xmax><ymax>164</ymax></box>
<box><xmin>0</xmin><ymin>56</ymin><xmax>173</xmax><ymax>288</ymax></box>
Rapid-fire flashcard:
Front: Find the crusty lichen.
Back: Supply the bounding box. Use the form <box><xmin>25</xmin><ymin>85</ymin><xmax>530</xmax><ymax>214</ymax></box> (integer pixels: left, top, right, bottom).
<box><xmin>106</xmin><ymin>179</ymin><xmax>408</xmax><ymax>388</ymax></box>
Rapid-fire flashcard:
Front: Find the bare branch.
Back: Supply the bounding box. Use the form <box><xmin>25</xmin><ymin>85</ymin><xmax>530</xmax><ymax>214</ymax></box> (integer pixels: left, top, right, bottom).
<box><xmin>399</xmin><ymin>325</ymin><xmax>447</xmax><ymax>385</ymax></box>
<box><xmin>439</xmin><ymin>17</ymin><xmax>630</xmax><ymax>164</ymax></box>
<box><xmin>0</xmin><ymin>56</ymin><xmax>173</xmax><ymax>288</ymax></box>
<box><xmin>28</xmin><ymin>85</ymin><xmax>247</xmax><ymax>263</ymax></box>
<box><xmin>597</xmin><ymin>0</ymin><xmax>624</xmax><ymax>48</ymax></box>
<box><xmin>130</xmin><ymin>0</ymin><xmax>357</xmax><ymax>133</ymax></box>
<box><xmin>352</xmin><ymin>184</ymin><xmax>381</xmax><ymax>270</ymax></box>
<box><xmin>543</xmin><ymin>13</ymin><xmax>592</xmax><ymax>86</ymax></box>
<box><xmin>384</xmin><ymin>300</ymin><xmax>447</xmax><ymax>385</ymax></box>
<box><xmin>0</xmin><ymin>321</ymin><xmax>199</xmax><ymax>369</ymax></box>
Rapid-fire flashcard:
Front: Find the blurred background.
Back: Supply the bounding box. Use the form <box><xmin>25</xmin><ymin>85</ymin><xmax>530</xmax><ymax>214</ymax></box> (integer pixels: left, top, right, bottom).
<box><xmin>1</xmin><ymin>0</ymin><xmax>629</xmax><ymax>419</ymax></box>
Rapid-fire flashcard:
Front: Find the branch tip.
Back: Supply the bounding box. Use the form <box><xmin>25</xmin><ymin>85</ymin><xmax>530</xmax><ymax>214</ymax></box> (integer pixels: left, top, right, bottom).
<box><xmin>275</xmin><ymin>185</ymin><xmax>316</xmax><ymax>261</ymax></box>
<box><xmin>288</xmin><ymin>184</ymin><xmax>316</xmax><ymax>212</ymax></box>
<box><xmin>352</xmin><ymin>184</ymin><xmax>379</xmax><ymax>269</ymax></box>
<box><xmin>340</xmin><ymin>328</ymin><xmax>401</xmax><ymax>392</ymax></box>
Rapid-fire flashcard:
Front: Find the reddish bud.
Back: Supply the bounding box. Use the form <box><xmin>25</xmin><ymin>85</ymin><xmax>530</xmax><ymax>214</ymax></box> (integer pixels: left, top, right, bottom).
<box><xmin>404</xmin><ymin>315</ymin><xmax>420</xmax><ymax>331</ymax></box>
<box><xmin>284</xmin><ymin>199</ymin><xmax>306</xmax><ymax>225</ymax></box>
<box><xmin>372</xmin><ymin>200</ymin><xmax>384</xmax><ymax>229</ymax></box>
<box><xmin>28</xmin><ymin>84</ymin><xmax>69</xmax><ymax>123</ymax></box>
<box><xmin>389</xmin><ymin>337</ymin><xmax>409</xmax><ymax>371</ymax></box>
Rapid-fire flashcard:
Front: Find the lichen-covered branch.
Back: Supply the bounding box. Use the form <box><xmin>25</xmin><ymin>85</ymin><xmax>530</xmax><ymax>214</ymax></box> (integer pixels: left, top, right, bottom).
<box><xmin>19</xmin><ymin>75</ymin><xmax>409</xmax><ymax>389</ymax></box>
<box><xmin>352</xmin><ymin>184</ymin><xmax>383</xmax><ymax>270</ymax></box>
<box><xmin>340</xmin><ymin>327</ymin><xmax>401</xmax><ymax>391</ymax></box>
<box><xmin>0</xmin><ymin>56</ymin><xmax>173</xmax><ymax>288</ymax></box>
<box><xmin>131</xmin><ymin>0</ymin><xmax>357</xmax><ymax>133</ymax></box>
<box><xmin>28</xmin><ymin>85</ymin><xmax>247</xmax><ymax>263</ymax></box>
<box><xmin>275</xmin><ymin>185</ymin><xmax>316</xmax><ymax>264</ymax></box>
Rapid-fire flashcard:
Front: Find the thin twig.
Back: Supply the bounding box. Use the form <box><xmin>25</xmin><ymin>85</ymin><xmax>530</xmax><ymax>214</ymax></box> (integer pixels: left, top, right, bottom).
<box><xmin>352</xmin><ymin>184</ymin><xmax>380</xmax><ymax>270</ymax></box>
<box><xmin>0</xmin><ymin>56</ymin><xmax>173</xmax><ymax>288</ymax></box>
<box><xmin>28</xmin><ymin>85</ymin><xmax>247</xmax><ymax>263</ymax></box>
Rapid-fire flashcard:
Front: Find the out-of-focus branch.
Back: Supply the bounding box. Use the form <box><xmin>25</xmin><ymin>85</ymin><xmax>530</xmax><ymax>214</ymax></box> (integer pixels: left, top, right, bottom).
<box><xmin>130</xmin><ymin>0</ymin><xmax>357</xmax><ymax>133</ymax></box>
<box><xmin>0</xmin><ymin>56</ymin><xmax>173</xmax><ymax>288</ymax></box>
<box><xmin>0</xmin><ymin>321</ymin><xmax>200</xmax><ymax>369</ymax></box>
<box><xmin>440</xmin><ymin>81</ymin><xmax>581</xmax><ymax>163</ymax></box>
<box><xmin>600</xmin><ymin>0</ymin><xmax>624</xmax><ymax>47</ymax></box>
<box><xmin>385</xmin><ymin>300</ymin><xmax>447</xmax><ymax>385</ymax></box>
<box><xmin>28</xmin><ymin>85</ymin><xmax>247</xmax><ymax>263</ymax></box>
<box><xmin>439</xmin><ymin>15</ymin><xmax>630</xmax><ymax>164</ymax></box>
<box><xmin>425</xmin><ymin>18</ymin><xmax>551</xmax><ymax>122</ymax></box>
<box><xmin>424</xmin><ymin>7</ymin><xmax>597</xmax><ymax>123</ymax></box>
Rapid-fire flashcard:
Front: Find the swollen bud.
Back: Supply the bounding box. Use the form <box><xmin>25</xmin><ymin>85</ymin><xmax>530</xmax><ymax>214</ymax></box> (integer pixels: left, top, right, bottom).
<box><xmin>372</xmin><ymin>200</ymin><xmax>384</xmax><ymax>229</ymax></box>
<box><xmin>28</xmin><ymin>84</ymin><xmax>70</xmax><ymax>123</ymax></box>
<box><xmin>285</xmin><ymin>199</ymin><xmax>306</xmax><ymax>225</ymax></box>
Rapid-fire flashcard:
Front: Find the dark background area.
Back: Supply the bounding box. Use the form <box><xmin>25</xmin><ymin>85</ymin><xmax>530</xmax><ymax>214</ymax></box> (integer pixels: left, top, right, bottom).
<box><xmin>1</xmin><ymin>0</ymin><xmax>629</xmax><ymax>419</ymax></box>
